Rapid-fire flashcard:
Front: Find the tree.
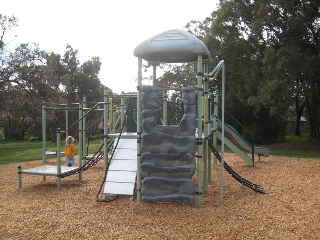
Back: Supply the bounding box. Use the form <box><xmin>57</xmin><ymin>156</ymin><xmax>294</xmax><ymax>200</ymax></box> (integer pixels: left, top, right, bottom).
<box><xmin>0</xmin><ymin>15</ymin><xmax>107</xmax><ymax>140</ymax></box>
<box><xmin>60</xmin><ymin>45</ymin><xmax>80</xmax><ymax>103</ymax></box>
<box><xmin>203</xmin><ymin>0</ymin><xmax>320</xmax><ymax>140</ymax></box>
<box><xmin>77</xmin><ymin>56</ymin><xmax>105</xmax><ymax>102</ymax></box>
<box><xmin>0</xmin><ymin>14</ymin><xmax>19</xmax><ymax>107</ymax></box>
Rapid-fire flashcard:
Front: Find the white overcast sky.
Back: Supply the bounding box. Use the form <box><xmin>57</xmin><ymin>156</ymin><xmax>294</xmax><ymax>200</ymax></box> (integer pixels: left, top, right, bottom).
<box><xmin>2</xmin><ymin>0</ymin><xmax>218</xmax><ymax>94</ymax></box>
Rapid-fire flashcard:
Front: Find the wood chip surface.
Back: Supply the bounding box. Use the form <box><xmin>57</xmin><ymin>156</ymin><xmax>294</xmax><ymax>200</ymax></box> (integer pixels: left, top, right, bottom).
<box><xmin>1</xmin><ymin>153</ymin><xmax>319</xmax><ymax>239</ymax></box>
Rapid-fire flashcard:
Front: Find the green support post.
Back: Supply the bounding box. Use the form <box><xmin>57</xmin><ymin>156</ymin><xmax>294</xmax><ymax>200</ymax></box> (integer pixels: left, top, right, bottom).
<box><xmin>136</xmin><ymin>57</ymin><xmax>142</xmax><ymax>202</ymax></box>
<box><xmin>120</xmin><ymin>96</ymin><xmax>125</xmax><ymax>128</ymax></box>
<box><xmin>78</xmin><ymin>102</ymin><xmax>83</xmax><ymax>180</ymax></box>
<box><xmin>112</xmin><ymin>105</ymin><xmax>116</xmax><ymax>134</ymax></box>
<box><xmin>152</xmin><ymin>64</ymin><xmax>157</xmax><ymax>86</ymax></box>
<box><xmin>57</xmin><ymin>128</ymin><xmax>61</xmax><ymax>189</ymax></box>
<box><xmin>196</xmin><ymin>55</ymin><xmax>204</xmax><ymax>206</ymax></box>
<box><xmin>213</xmin><ymin>93</ymin><xmax>218</xmax><ymax>167</ymax></box>
<box><xmin>104</xmin><ymin>88</ymin><xmax>109</xmax><ymax>174</ymax></box>
<box><xmin>65</xmin><ymin>109</ymin><xmax>69</xmax><ymax>138</ymax></box>
<box><xmin>82</xmin><ymin>96</ymin><xmax>87</xmax><ymax>161</ymax></box>
<box><xmin>220</xmin><ymin>61</ymin><xmax>226</xmax><ymax>203</ymax></box>
<box><xmin>162</xmin><ymin>91</ymin><xmax>168</xmax><ymax>125</ymax></box>
<box><xmin>18</xmin><ymin>166</ymin><xmax>22</xmax><ymax>188</ymax></box>
<box><xmin>203</xmin><ymin>63</ymin><xmax>209</xmax><ymax>192</ymax></box>
<box><xmin>207</xmin><ymin>92</ymin><xmax>212</xmax><ymax>183</ymax></box>
<box><xmin>42</xmin><ymin>102</ymin><xmax>47</xmax><ymax>181</ymax></box>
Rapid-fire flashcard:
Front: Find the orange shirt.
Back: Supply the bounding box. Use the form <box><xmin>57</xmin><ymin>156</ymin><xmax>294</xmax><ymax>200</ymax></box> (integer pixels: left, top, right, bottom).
<box><xmin>65</xmin><ymin>144</ymin><xmax>75</xmax><ymax>157</ymax></box>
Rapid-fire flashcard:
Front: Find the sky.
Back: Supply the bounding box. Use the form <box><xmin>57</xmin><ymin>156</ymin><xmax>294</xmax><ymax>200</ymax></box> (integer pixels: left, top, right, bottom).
<box><xmin>2</xmin><ymin>0</ymin><xmax>219</xmax><ymax>94</ymax></box>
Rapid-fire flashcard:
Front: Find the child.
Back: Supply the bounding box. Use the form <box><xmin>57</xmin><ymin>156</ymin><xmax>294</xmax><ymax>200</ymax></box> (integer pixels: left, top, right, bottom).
<box><xmin>65</xmin><ymin>136</ymin><xmax>75</xmax><ymax>167</ymax></box>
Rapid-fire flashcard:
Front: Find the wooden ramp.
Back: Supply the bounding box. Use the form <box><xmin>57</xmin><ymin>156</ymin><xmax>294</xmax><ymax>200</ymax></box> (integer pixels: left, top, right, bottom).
<box><xmin>103</xmin><ymin>138</ymin><xmax>137</xmax><ymax>196</ymax></box>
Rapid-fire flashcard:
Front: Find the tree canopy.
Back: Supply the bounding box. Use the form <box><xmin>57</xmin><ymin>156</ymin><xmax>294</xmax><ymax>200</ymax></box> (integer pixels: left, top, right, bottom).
<box><xmin>159</xmin><ymin>0</ymin><xmax>320</xmax><ymax>142</ymax></box>
<box><xmin>0</xmin><ymin>14</ymin><xmax>109</xmax><ymax>140</ymax></box>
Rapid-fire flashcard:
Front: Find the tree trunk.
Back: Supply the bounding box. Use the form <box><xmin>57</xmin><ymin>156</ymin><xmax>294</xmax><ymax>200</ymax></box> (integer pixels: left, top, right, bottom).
<box><xmin>294</xmin><ymin>98</ymin><xmax>306</xmax><ymax>136</ymax></box>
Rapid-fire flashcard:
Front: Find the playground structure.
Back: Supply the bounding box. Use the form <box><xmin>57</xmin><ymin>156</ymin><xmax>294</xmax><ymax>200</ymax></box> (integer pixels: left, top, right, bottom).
<box><xmin>132</xmin><ymin>29</ymin><xmax>267</xmax><ymax>205</ymax></box>
<box><xmin>18</xmin><ymin>96</ymin><xmax>116</xmax><ymax>188</ymax></box>
<box><xmin>18</xmin><ymin>29</ymin><xmax>268</xmax><ymax>206</ymax></box>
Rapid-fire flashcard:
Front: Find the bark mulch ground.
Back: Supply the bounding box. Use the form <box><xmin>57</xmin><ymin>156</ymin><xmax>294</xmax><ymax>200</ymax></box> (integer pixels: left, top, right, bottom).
<box><xmin>0</xmin><ymin>152</ymin><xmax>319</xmax><ymax>239</ymax></box>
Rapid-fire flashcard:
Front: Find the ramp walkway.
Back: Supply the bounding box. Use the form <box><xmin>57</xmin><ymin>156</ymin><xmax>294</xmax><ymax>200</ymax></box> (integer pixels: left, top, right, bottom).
<box><xmin>103</xmin><ymin>138</ymin><xmax>137</xmax><ymax>196</ymax></box>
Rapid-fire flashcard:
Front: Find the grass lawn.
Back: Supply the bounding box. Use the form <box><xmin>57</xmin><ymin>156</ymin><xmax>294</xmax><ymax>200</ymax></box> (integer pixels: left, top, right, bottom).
<box><xmin>0</xmin><ymin>140</ymin><xmax>102</xmax><ymax>164</ymax></box>
<box><xmin>0</xmin><ymin>136</ymin><xmax>319</xmax><ymax>165</ymax></box>
<box><xmin>269</xmin><ymin>149</ymin><xmax>320</xmax><ymax>158</ymax></box>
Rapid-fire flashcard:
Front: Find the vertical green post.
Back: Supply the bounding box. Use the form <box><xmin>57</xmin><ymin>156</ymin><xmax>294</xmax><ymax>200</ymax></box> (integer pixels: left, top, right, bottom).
<box><xmin>213</xmin><ymin>93</ymin><xmax>218</xmax><ymax>167</ymax></box>
<box><xmin>103</xmin><ymin>88</ymin><xmax>109</xmax><ymax>173</ymax></box>
<box><xmin>42</xmin><ymin>102</ymin><xmax>47</xmax><ymax>181</ymax></box>
<box><xmin>136</xmin><ymin>57</ymin><xmax>142</xmax><ymax>202</ymax></box>
<box><xmin>196</xmin><ymin>55</ymin><xmax>204</xmax><ymax>206</ymax></box>
<box><xmin>112</xmin><ymin>105</ymin><xmax>116</xmax><ymax>134</ymax></box>
<box><xmin>42</xmin><ymin>102</ymin><xmax>47</xmax><ymax>166</ymax></box>
<box><xmin>207</xmin><ymin>92</ymin><xmax>212</xmax><ymax>182</ymax></box>
<box><xmin>152</xmin><ymin>64</ymin><xmax>157</xmax><ymax>86</ymax></box>
<box><xmin>203</xmin><ymin>63</ymin><xmax>209</xmax><ymax>192</ymax></box>
<box><xmin>65</xmin><ymin>109</ymin><xmax>69</xmax><ymax>137</ymax></box>
<box><xmin>120</xmin><ymin>96</ymin><xmax>125</xmax><ymax>128</ymax></box>
<box><xmin>18</xmin><ymin>166</ymin><xmax>22</xmax><ymax>188</ymax></box>
<box><xmin>162</xmin><ymin>91</ymin><xmax>168</xmax><ymax>125</ymax></box>
<box><xmin>220</xmin><ymin>61</ymin><xmax>226</xmax><ymax>203</ymax></box>
<box><xmin>82</xmin><ymin>96</ymin><xmax>87</xmax><ymax>158</ymax></box>
<box><xmin>78</xmin><ymin>102</ymin><xmax>83</xmax><ymax>180</ymax></box>
<box><xmin>57</xmin><ymin>128</ymin><xmax>61</xmax><ymax>189</ymax></box>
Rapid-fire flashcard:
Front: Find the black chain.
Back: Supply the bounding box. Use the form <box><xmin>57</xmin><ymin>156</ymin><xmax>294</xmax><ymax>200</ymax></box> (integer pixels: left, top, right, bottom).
<box><xmin>208</xmin><ymin>138</ymin><xmax>267</xmax><ymax>194</ymax></box>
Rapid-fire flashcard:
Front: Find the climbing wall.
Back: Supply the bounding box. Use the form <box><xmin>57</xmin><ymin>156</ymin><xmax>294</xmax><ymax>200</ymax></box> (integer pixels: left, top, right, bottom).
<box><xmin>140</xmin><ymin>85</ymin><xmax>197</xmax><ymax>204</ymax></box>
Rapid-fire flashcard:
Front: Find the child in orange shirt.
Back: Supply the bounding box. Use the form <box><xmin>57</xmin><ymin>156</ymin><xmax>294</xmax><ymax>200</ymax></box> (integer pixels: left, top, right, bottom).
<box><xmin>65</xmin><ymin>136</ymin><xmax>75</xmax><ymax>167</ymax></box>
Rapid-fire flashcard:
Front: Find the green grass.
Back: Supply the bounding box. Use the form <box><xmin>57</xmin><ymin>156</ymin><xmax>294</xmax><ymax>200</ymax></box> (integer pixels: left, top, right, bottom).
<box><xmin>269</xmin><ymin>135</ymin><xmax>319</xmax><ymax>159</ymax></box>
<box><xmin>0</xmin><ymin>140</ymin><xmax>102</xmax><ymax>164</ymax></box>
<box><xmin>285</xmin><ymin>135</ymin><xmax>317</xmax><ymax>143</ymax></box>
<box><xmin>269</xmin><ymin>149</ymin><xmax>319</xmax><ymax>158</ymax></box>
<box><xmin>1</xmin><ymin>135</ymin><xmax>319</xmax><ymax>165</ymax></box>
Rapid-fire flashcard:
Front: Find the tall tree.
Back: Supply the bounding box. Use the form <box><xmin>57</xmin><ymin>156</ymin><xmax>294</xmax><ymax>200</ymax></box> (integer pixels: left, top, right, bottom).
<box><xmin>0</xmin><ymin>14</ymin><xmax>19</xmax><ymax>107</ymax></box>
<box><xmin>61</xmin><ymin>45</ymin><xmax>80</xmax><ymax>103</ymax></box>
<box><xmin>203</xmin><ymin>0</ymin><xmax>320</xmax><ymax>140</ymax></box>
<box><xmin>78</xmin><ymin>56</ymin><xmax>105</xmax><ymax>102</ymax></box>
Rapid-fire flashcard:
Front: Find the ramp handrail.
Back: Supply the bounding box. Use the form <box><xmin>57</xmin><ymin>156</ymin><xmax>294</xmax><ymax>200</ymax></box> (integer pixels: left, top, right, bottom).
<box><xmin>213</xmin><ymin>101</ymin><xmax>255</xmax><ymax>161</ymax></box>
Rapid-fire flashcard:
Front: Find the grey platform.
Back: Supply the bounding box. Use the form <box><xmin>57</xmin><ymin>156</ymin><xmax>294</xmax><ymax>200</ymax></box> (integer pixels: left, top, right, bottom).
<box><xmin>20</xmin><ymin>165</ymin><xmax>78</xmax><ymax>176</ymax></box>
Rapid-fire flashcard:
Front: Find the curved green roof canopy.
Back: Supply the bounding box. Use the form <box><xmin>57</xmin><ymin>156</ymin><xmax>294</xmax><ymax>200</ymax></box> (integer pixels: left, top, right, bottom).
<box><xmin>133</xmin><ymin>29</ymin><xmax>212</xmax><ymax>63</ymax></box>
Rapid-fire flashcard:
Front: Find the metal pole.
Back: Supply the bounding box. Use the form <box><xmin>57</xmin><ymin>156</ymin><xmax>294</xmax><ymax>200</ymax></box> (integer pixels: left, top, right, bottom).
<box><xmin>162</xmin><ymin>91</ymin><xmax>168</xmax><ymax>125</ymax></box>
<box><xmin>112</xmin><ymin>105</ymin><xmax>116</xmax><ymax>134</ymax></box>
<box><xmin>207</xmin><ymin>91</ymin><xmax>212</xmax><ymax>182</ymax></box>
<box><xmin>57</xmin><ymin>128</ymin><xmax>61</xmax><ymax>189</ymax></box>
<box><xmin>65</xmin><ymin>109</ymin><xmax>69</xmax><ymax>137</ymax></box>
<box><xmin>203</xmin><ymin>63</ymin><xmax>209</xmax><ymax>192</ymax></box>
<box><xmin>137</xmin><ymin>57</ymin><xmax>142</xmax><ymax>202</ymax></box>
<box><xmin>196</xmin><ymin>55</ymin><xmax>204</xmax><ymax>206</ymax></box>
<box><xmin>42</xmin><ymin>103</ymin><xmax>47</xmax><ymax>181</ymax></box>
<box><xmin>121</xmin><ymin>96</ymin><xmax>125</xmax><ymax>128</ymax></box>
<box><xmin>213</xmin><ymin>93</ymin><xmax>218</xmax><ymax>167</ymax></box>
<box><xmin>42</xmin><ymin>102</ymin><xmax>46</xmax><ymax>167</ymax></box>
<box><xmin>152</xmin><ymin>64</ymin><xmax>157</xmax><ymax>86</ymax></box>
<box><xmin>78</xmin><ymin>102</ymin><xmax>83</xmax><ymax>180</ymax></box>
<box><xmin>104</xmin><ymin>88</ymin><xmax>109</xmax><ymax>173</ymax></box>
<box><xmin>83</xmin><ymin>96</ymin><xmax>87</xmax><ymax>158</ymax></box>
<box><xmin>220</xmin><ymin>61</ymin><xmax>226</xmax><ymax>203</ymax></box>
<box><xmin>18</xmin><ymin>166</ymin><xmax>22</xmax><ymax>188</ymax></box>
